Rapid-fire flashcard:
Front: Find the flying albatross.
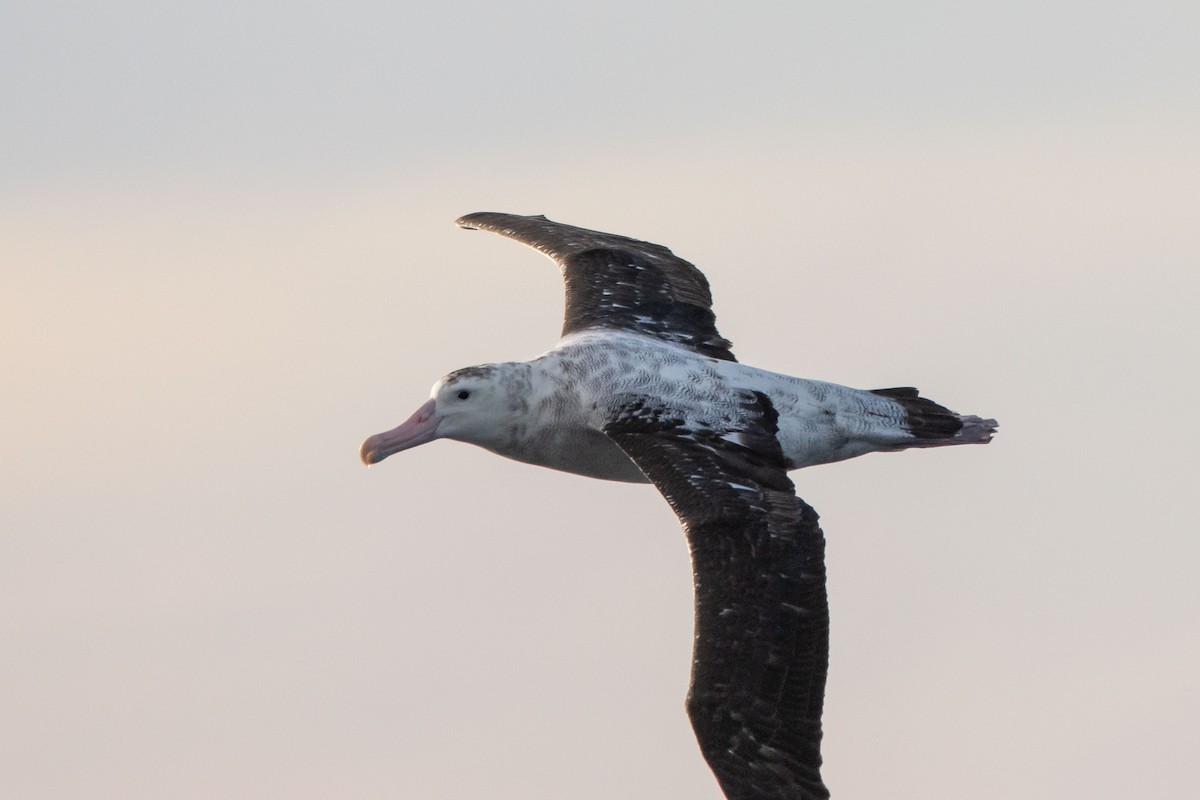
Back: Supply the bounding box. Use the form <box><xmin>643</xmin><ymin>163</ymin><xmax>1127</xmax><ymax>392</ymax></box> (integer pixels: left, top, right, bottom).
<box><xmin>360</xmin><ymin>213</ymin><xmax>996</xmax><ymax>799</ymax></box>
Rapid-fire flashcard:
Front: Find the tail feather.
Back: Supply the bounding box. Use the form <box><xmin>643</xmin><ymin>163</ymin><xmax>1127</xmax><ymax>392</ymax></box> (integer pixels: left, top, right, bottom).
<box><xmin>954</xmin><ymin>414</ymin><xmax>999</xmax><ymax>444</ymax></box>
<box><xmin>871</xmin><ymin>387</ymin><xmax>997</xmax><ymax>448</ymax></box>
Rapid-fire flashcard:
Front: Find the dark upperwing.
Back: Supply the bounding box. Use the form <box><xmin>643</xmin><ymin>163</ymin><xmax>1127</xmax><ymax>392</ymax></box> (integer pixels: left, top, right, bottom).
<box><xmin>456</xmin><ymin>212</ymin><xmax>737</xmax><ymax>362</ymax></box>
<box><xmin>603</xmin><ymin>390</ymin><xmax>830</xmax><ymax>800</ymax></box>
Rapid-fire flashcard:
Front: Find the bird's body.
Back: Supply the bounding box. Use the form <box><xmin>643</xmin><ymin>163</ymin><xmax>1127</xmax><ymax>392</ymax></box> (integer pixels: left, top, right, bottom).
<box><xmin>361</xmin><ymin>213</ymin><xmax>996</xmax><ymax>800</ymax></box>
<box><xmin>430</xmin><ymin>329</ymin><xmax>993</xmax><ymax>484</ymax></box>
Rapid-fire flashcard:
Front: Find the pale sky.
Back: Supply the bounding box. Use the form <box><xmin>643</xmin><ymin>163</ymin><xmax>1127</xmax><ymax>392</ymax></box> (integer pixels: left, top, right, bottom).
<box><xmin>3</xmin><ymin>3</ymin><xmax>1199</xmax><ymax>799</ymax></box>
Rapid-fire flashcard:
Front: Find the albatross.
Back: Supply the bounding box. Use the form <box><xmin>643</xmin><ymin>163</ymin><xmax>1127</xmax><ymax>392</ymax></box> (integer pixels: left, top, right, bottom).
<box><xmin>360</xmin><ymin>212</ymin><xmax>996</xmax><ymax>799</ymax></box>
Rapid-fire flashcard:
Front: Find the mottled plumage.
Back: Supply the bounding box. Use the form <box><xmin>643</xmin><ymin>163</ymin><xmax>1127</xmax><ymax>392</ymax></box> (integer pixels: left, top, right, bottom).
<box><xmin>360</xmin><ymin>213</ymin><xmax>997</xmax><ymax>800</ymax></box>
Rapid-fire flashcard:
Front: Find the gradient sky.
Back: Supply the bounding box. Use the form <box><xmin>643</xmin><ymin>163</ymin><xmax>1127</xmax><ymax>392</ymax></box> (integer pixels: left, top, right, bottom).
<box><xmin>3</xmin><ymin>2</ymin><xmax>1198</xmax><ymax>798</ymax></box>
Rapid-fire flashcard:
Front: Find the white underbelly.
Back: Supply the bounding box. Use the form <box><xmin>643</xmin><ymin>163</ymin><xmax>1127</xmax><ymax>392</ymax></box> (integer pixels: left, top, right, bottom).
<box><xmin>496</xmin><ymin>425</ymin><xmax>650</xmax><ymax>483</ymax></box>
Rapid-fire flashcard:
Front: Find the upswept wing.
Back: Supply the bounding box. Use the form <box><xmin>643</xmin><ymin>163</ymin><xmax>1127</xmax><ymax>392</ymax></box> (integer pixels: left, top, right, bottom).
<box><xmin>603</xmin><ymin>392</ymin><xmax>830</xmax><ymax>800</ymax></box>
<box><xmin>456</xmin><ymin>212</ymin><xmax>737</xmax><ymax>361</ymax></box>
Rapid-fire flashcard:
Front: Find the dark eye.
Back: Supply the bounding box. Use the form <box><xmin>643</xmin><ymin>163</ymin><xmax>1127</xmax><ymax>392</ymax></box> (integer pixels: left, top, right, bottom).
<box><xmin>456</xmin><ymin>390</ymin><xmax>471</xmax><ymax>400</ymax></box>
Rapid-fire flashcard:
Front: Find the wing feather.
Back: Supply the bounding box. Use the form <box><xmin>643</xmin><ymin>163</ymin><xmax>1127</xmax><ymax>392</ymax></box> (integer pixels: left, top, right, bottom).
<box><xmin>456</xmin><ymin>212</ymin><xmax>737</xmax><ymax>361</ymax></box>
<box><xmin>604</xmin><ymin>392</ymin><xmax>830</xmax><ymax>800</ymax></box>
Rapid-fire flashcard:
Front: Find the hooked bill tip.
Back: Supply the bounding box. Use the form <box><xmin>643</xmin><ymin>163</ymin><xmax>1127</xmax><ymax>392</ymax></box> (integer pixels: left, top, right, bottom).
<box><xmin>359</xmin><ymin>433</ymin><xmax>393</xmax><ymax>466</ymax></box>
<box><xmin>359</xmin><ymin>439</ymin><xmax>378</xmax><ymax>466</ymax></box>
<box><xmin>358</xmin><ymin>399</ymin><xmax>441</xmax><ymax>467</ymax></box>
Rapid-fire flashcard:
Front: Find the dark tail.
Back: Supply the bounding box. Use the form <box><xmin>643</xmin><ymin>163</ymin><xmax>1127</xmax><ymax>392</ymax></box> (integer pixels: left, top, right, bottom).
<box><xmin>871</xmin><ymin>387</ymin><xmax>997</xmax><ymax>447</ymax></box>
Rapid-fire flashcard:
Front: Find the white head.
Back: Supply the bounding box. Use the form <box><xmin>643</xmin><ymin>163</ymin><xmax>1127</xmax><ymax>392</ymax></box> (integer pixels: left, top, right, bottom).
<box><xmin>360</xmin><ymin>364</ymin><xmax>527</xmax><ymax>465</ymax></box>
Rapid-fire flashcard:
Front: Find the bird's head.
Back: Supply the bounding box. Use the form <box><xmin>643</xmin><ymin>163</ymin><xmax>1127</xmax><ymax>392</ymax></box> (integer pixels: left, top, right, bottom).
<box><xmin>360</xmin><ymin>364</ymin><xmax>525</xmax><ymax>465</ymax></box>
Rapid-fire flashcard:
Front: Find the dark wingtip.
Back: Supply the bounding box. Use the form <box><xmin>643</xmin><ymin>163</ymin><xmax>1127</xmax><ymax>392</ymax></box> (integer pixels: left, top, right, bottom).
<box><xmin>456</xmin><ymin>212</ymin><xmax>549</xmax><ymax>231</ymax></box>
<box><xmin>455</xmin><ymin>212</ymin><xmax>488</xmax><ymax>230</ymax></box>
